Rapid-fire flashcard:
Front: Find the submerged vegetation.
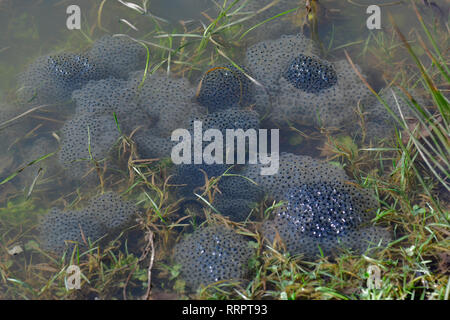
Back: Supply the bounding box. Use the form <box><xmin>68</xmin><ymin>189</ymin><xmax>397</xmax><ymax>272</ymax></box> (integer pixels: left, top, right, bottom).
<box><xmin>0</xmin><ymin>0</ymin><xmax>449</xmax><ymax>300</ymax></box>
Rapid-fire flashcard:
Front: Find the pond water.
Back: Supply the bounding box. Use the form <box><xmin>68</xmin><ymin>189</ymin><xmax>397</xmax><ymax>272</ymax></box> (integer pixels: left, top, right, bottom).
<box><xmin>0</xmin><ymin>0</ymin><xmax>448</xmax><ymax>300</ymax></box>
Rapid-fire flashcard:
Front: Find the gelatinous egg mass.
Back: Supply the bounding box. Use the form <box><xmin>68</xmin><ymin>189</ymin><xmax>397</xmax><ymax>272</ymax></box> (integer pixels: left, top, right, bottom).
<box><xmin>48</xmin><ymin>54</ymin><xmax>96</xmax><ymax>83</ymax></box>
<box><xmin>283</xmin><ymin>54</ymin><xmax>338</xmax><ymax>93</ymax></box>
<box><xmin>174</xmin><ymin>225</ymin><xmax>255</xmax><ymax>289</ymax></box>
<box><xmin>196</xmin><ymin>65</ymin><xmax>253</xmax><ymax>112</ymax></box>
<box><xmin>279</xmin><ymin>183</ymin><xmax>361</xmax><ymax>239</ymax></box>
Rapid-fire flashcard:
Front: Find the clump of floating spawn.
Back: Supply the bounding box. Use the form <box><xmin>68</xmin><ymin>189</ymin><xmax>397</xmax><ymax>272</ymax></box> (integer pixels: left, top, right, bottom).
<box><xmin>283</xmin><ymin>54</ymin><xmax>338</xmax><ymax>93</ymax></box>
<box><xmin>58</xmin><ymin>113</ymin><xmax>120</xmax><ymax>181</ymax></box>
<box><xmin>173</xmin><ymin>166</ymin><xmax>264</xmax><ymax>222</ymax></box>
<box><xmin>244</xmin><ymin>152</ymin><xmax>348</xmax><ymax>200</ymax></box>
<box><xmin>127</xmin><ymin>71</ymin><xmax>203</xmax><ymax>135</ymax></box>
<box><xmin>174</xmin><ymin>225</ymin><xmax>255</xmax><ymax>290</ymax></box>
<box><xmin>245</xmin><ymin>34</ymin><xmax>319</xmax><ymax>94</ymax></box>
<box><xmin>241</xmin><ymin>152</ymin><xmax>391</xmax><ymax>258</ymax></box>
<box><xmin>262</xmin><ymin>182</ymin><xmax>391</xmax><ymax>260</ymax></box>
<box><xmin>171</xmin><ymin>108</ymin><xmax>262</xmax><ymax>220</ymax></box>
<box><xmin>212</xmin><ymin>174</ymin><xmax>264</xmax><ymax>221</ymax></box>
<box><xmin>195</xmin><ymin>65</ymin><xmax>255</xmax><ymax>113</ymax></box>
<box><xmin>212</xmin><ymin>197</ymin><xmax>257</xmax><ymax>221</ymax></box>
<box><xmin>215</xmin><ymin>174</ymin><xmax>264</xmax><ymax>201</ymax></box>
<box><xmin>245</xmin><ymin>34</ymin><xmax>372</xmax><ymax>129</ymax></box>
<box><xmin>87</xmin><ymin>35</ymin><xmax>146</xmax><ymax>79</ymax></box>
<box><xmin>126</xmin><ymin>71</ymin><xmax>206</xmax><ymax>159</ymax></box>
<box><xmin>274</xmin><ymin>182</ymin><xmax>376</xmax><ymax>237</ymax></box>
<box><xmin>72</xmin><ymin>77</ymin><xmax>151</xmax><ymax>134</ymax></box>
<box><xmin>190</xmin><ymin>109</ymin><xmax>260</xmax><ymax>134</ymax></box>
<box><xmin>61</xmin><ymin>75</ymin><xmax>155</xmax><ymax>181</ymax></box>
<box><xmin>39</xmin><ymin>192</ymin><xmax>137</xmax><ymax>255</ymax></box>
<box><xmin>171</xmin><ymin>108</ymin><xmax>260</xmax><ymax>193</ymax></box>
<box><xmin>133</xmin><ymin>128</ymin><xmax>177</xmax><ymax>160</ymax></box>
<box><xmin>18</xmin><ymin>35</ymin><xmax>146</xmax><ymax>105</ymax></box>
<box><xmin>18</xmin><ymin>53</ymin><xmax>105</xmax><ymax>104</ymax></box>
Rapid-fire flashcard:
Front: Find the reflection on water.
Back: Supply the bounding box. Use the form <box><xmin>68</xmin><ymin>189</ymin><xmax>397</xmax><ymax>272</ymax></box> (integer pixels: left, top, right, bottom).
<box><xmin>0</xmin><ymin>0</ymin><xmax>448</xmax><ymax>300</ymax></box>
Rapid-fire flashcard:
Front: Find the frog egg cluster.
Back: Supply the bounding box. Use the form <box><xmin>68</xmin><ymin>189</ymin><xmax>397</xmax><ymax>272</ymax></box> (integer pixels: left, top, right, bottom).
<box><xmin>125</xmin><ymin>71</ymin><xmax>206</xmax><ymax>158</ymax></box>
<box><xmin>212</xmin><ymin>174</ymin><xmax>264</xmax><ymax>221</ymax></box>
<box><xmin>62</xmin><ymin>69</ymin><xmax>207</xmax><ymax>169</ymax></box>
<box><xmin>72</xmin><ymin>77</ymin><xmax>152</xmax><ymax>134</ymax></box>
<box><xmin>190</xmin><ymin>109</ymin><xmax>260</xmax><ymax>134</ymax></box>
<box><xmin>245</xmin><ymin>35</ymin><xmax>372</xmax><ymax>128</ymax></box>
<box><xmin>173</xmin><ymin>165</ymin><xmax>264</xmax><ymax>222</ymax></box>
<box><xmin>273</xmin><ymin>182</ymin><xmax>376</xmax><ymax>238</ymax></box>
<box><xmin>87</xmin><ymin>35</ymin><xmax>146</xmax><ymax>79</ymax></box>
<box><xmin>18</xmin><ymin>36</ymin><xmax>145</xmax><ymax>105</ymax></box>
<box><xmin>61</xmin><ymin>74</ymin><xmax>158</xmax><ymax>179</ymax></box>
<box><xmin>243</xmin><ymin>152</ymin><xmax>348</xmax><ymax>200</ymax></box>
<box><xmin>245</xmin><ymin>34</ymin><xmax>319</xmax><ymax>94</ymax></box>
<box><xmin>18</xmin><ymin>53</ymin><xmax>105</xmax><ymax>104</ymax></box>
<box><xmin>127</xmin><ymin>71</ymin><xmax>203</xmax><ymax>135</ymax></box>
<box><xmin>173</xmin><ymin>225</ymin><xmax>255</xmax><ymax>290</ymax></box>
<box><xmin>216</xmin><ymin>175</ymin><xmax>264</xmax><ymax>201</ymax></box>
<box><xmin>368</xmin><ymin>89</ymin><xmax>418</xmax><ymax>122</ymax></box>
<box><xmin>171</xmin><ymin>108</ymin><xmax>260</xmax><ymax>200</ymax></box>
<box><xmin>39</xmin><ymin>192</ymin><xmax>137</xmax><ymax>255</ymax></box>
<box><xmin>283</xmin><ymin>54</ymin><xmax>338</xmax><ymax>93</ymax></box>
<box><xmin>195</xmin><ymin>65</ymin><xmax>255</xmax><ymax>112</ymax></box>
<box><xmin>57</xmin><ymin>78</ymin><xmax>133</xmax><ymax>181</ymax></box>
<box><xmin>212</xmin><ymin>197</ymin><xmax>256</xmax><ymax>222</ymax></box>
<box><xmin>72</xmin><ymin>77</ymin><xmax>134</xmax><ymax>116</ymax></box>
<box><xmin>189</xmin><ymin>109</ymin><xmax>260</xmax><ymax>161</ymax></box>
<box><xmin>271</xmin><ymin>60</ymin><xmax>372</xmax><ymax>128</ymax></box>
<box><xmin>39</xmin><ymin>208</ymin><xmax>103</xmax><ymax>255</ymax></box>
<box><xmin>58</xmin><ymin>113</ymin><xmax>120</xmax><ymax>180</ymax></box>
<box><xmin>263</xmin><ymin>182</ymin><xmax>390</xmax><ymax>260</ymax></box>
<box><xmin>133</xmin><ymin>129</ymin><xmax>176</xmax><ymax>160</ymax></box>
